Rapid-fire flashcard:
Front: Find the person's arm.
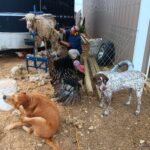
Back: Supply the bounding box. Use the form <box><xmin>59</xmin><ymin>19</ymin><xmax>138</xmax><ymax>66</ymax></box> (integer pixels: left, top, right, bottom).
<box><xmin>59</xmin><ymin>29</ymin><xmax>71</xmax><ymax>48</ymax></box>
<box><xmin>59</xmin><ymin>40</ymin><xmax>70</xmax><ymax>48</ymax></box>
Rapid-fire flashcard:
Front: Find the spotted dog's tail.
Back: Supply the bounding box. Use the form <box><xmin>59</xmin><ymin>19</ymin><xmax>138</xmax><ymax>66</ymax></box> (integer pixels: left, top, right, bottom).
<box><xmin>141</xmin><ymin>72</ymin><xmax>148</xmax><ymax>94</ymax></box>
<box><xmin>142</xmin><ymin>72</ymin><xmax>147</xmax><ymax>82</ymax></box>
<box><xmin>111</xmin><ymin>60</ymin><xmax>134</xmax><ymax>72</ymax></box>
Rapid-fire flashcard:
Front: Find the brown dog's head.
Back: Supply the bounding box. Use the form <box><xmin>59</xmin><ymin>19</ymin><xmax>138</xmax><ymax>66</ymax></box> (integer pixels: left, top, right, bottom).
<box><xmin>3</xmin><ymin>92</ymin><xmax>30</xmax><ymax>109</ymax></box>
<box><xmin>93</xmin><ymin>73</ymin><xmax>109</xmax><ymax>91</ymax></box>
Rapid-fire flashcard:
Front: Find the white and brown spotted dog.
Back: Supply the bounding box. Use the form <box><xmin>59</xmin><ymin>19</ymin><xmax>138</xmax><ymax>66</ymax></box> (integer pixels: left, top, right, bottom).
<box><xmin>93</xmin><ymin>71</ymin><xmax>146</xmax><ymax>116</ymax></box>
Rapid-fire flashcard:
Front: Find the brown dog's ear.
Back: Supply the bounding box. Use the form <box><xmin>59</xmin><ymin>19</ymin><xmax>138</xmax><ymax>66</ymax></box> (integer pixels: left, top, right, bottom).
<box><xmin>17</xmin><ymin>92</ymin><xmax>30</xmax><ymax>109</ymax></box>
<box><xmin>21</xmin><ymin>92</ymin><xmax>26</xmax><ymax>95</ymax></box>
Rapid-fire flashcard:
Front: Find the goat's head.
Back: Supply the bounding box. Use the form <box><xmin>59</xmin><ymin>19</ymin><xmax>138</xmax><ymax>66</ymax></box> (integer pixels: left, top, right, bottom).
<box><xmin>21</xmin><ymin>13</ymin><xmax>35</xmax><ymax>31</ymax></box>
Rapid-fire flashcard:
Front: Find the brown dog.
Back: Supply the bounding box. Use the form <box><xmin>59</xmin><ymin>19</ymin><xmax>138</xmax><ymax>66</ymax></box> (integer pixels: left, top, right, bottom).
<box><xmin>3</xmin><ymin>92</ymin><xmax>61</xmax><ymax>150</ymax></box>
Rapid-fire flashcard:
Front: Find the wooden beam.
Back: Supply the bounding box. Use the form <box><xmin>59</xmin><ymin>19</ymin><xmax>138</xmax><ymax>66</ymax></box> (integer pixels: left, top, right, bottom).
<box><xmin>83</xmin><ymin>57</ymin><xmax>93</xmax><ymax>95</ymax></box>
<box><xmin>81</xmin><ymin>33</ymin><xmax>89</xmax><ymax>43</ymax></box>
<box><xmin>81</xmin><ymin>35</ymin><xmax>87</xmax><ymax>44</ymax></box>
<box><xmin>88</xmin><ymin>56</ymin><xmax>101</xmax><ymax>99</ymax></box>
<box><xmin>145</xmin><ymin>81</ymin><xmax>150</xmax><ymax>94</ymax></box>
<box><xmin>88</xmin><ymin>57</ymin><xmax>96</xmax><ymax>76</ymax></box>
<box><xmin>91</xmin><ymin>57</ymin><xmax>100</xmax><ymax>73</ymax></box>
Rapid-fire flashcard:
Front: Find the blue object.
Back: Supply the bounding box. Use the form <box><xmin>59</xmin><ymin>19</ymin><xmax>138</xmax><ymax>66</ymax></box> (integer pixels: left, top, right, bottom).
<box><xmin>26</xmin><ymin>55</ymin><xmax>48</xmax><ymax>72</ymax></box>
<box><xmin>25</xmin><ymin>35</ymin><xmax>48</xmax><ymax>72</ymax></box>
<box><xmin>29</xmin><ymin>5</ymin><xmax>43</xmax><ymax>15</ymax></box>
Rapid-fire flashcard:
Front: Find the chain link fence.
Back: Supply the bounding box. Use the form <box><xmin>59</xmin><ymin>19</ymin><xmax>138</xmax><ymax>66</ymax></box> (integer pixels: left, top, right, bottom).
<box><xmin>83</xmin><ymin>0</ymin><xmax>141</xmax><ymax>71</ymax></box>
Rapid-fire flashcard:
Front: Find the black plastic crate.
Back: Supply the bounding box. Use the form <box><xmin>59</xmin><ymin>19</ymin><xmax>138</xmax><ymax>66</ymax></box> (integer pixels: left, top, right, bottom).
<box><xmin>24</xmin><ymin>38</ymin><xmax>34</xmax><ymax>46</ymax></box>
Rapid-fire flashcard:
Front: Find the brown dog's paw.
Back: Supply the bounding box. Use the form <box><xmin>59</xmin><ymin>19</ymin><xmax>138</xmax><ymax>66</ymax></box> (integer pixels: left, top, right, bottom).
<box><xmin>20</xmin><ymin>114</ymin><xmax>26</xmax><ymax>121</ymax></box>
<box><xmin>19</xmin><ymin>105</ymin><xmax>26</xmax><ymax>115</ymax></box>
<box><xmin>21</xmin><ymin>116</ymin><xmax>29</xmax><ymax>122</ymax></box>
<box><xmin>22</xmin><ymin>126</ymin><xmax>33</xmax><ymax>134</ymax></box>
<box><xmin>5</xmin><ymin>125</ymin><xmax>14</xmax><ymax>131</ymax></box>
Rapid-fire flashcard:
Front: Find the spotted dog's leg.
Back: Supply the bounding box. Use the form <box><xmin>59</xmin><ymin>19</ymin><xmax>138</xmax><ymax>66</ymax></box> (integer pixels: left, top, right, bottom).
<box><xmin>104</xmin><ymin>93</ymin><xmax>112</xmax><ymax>116</ymax></box>
<box><xmin>100</xmin><ymin>91</ymin><xmax>104</xmax><ymax>108</ymax></box>
<box><xmin>126</xmin><ymin>88</ymin><xmax>132</xmax><ymax>105</ymax></box>
<box><xmin>135</xmin><ymin>88</ymin><xmax>143</xmax><ymax>115</ymax></box>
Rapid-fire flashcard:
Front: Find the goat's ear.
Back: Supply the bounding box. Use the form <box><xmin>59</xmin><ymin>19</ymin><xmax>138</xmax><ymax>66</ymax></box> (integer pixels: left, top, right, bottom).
<box><xmin>19</xmin><ymin>17</ymin><xmax>26</xmax><ymax>21</ymax></box>
<box><xmin>35</xmin><ymin>16</ymin><xmax>40</xmax><ymax>21</ymax></box>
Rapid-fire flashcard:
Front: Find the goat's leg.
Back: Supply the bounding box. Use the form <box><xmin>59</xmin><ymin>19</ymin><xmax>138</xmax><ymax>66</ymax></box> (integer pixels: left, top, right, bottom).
<box><xmin>34</xmin><ymin>37</ymin><xmax>41</xmax><ymax>56</ymax></box>
<box><xmin>135</xmin><ymin>89</ymin><xmax>143</xmax><ymax>115</ymax></box>
<box><xmin>44</xmin><ymin>39</ymin><xmax>48</xmax><ymax>54</ymax></box>
<box><xmin>126</xmin><ymin>88</ymin><xmax>132</xmax><ymax>105</ymax></box>
<box><xmin>46</xmin><ymin>40</ymin><xmax>52</xmax><ymax>54</ymax></box>
<box><xmin>44</xmin><ymin>38</ymin><xmax>51</xmax><ymax>55</ymax></box>
<box><xmin>45</xmin><ymin>40</ymin><xmax>53</xmax><ymax>77</ymax></box>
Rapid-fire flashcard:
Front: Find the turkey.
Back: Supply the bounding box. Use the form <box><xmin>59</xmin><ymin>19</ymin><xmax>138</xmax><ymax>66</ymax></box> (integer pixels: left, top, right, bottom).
<box><xmin>48</xmin><ymin>53</ymin><xmax>85</xmax><ymax>105</ymax></box>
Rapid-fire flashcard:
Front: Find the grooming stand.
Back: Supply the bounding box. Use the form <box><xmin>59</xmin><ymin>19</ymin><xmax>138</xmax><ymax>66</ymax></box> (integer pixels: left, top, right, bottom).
<box><xmin>25</xmin><ymin>32</ymin><xmax>48</xmax><ymax>72</ymax></box>
<box><xmin>25</xmin><ymin>55</ymin><xmax>48</xmax><ymax>72</ymax></box>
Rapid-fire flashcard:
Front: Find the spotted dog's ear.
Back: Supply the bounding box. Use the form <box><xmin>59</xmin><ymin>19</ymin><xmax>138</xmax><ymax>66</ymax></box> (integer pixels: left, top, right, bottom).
<box><xmin>93</xmin><ymin>73</ymin><xmax>109</xmax><ymax>85</ymax></box>
<box><xmin>100</xmin><ymin>74</ymin><xmax>109</xmax><ymax>85</ymax></box>
<box><xmin>93</xmin><ymin>74</ymin><xmax>100</xmax><ymax>82</ymax></box>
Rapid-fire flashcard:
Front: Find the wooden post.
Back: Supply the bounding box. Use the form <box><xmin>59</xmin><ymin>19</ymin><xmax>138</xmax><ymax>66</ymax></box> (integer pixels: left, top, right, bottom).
<box><xmin>145</xmin><ymin>81</ymin><xmax>150</xmax><ymax>94</ymax></box>
<box><xmin>91</xmin><ymin>57</ymin><xmax>100</xmax><ymax>73</ymax></box>
<box><xmin>88</xmin><ymin>57</ymin><xmax>96</xmax><ymax>76</ymax></box>
<box><xmin>88</xmin><ymin>57</ymin><xmax>101</xmax><ymax>100</ymax></box>
<box><xmin>83</xmin><ymin>57</ymin><xmax>93</xmax><ymax>95</ymax></box>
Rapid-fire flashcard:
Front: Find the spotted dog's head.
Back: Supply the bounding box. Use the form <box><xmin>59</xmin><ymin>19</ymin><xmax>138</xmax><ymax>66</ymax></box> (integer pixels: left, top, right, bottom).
<box><xmin>93</xmin><ymin>73</ymin><xmax>109</xmax><ymax>91</ymax></box>
<box><xmin>3</xmin><ymin>92</ymin><xmax>30</xmax><ymax>109</ymax></box>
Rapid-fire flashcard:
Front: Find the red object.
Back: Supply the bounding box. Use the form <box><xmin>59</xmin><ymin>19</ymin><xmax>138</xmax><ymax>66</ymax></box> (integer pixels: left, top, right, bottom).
<box><xmin>73</xmin><ymin>60</ymin><xmax>84</xmax><ymax>73</ymax></box>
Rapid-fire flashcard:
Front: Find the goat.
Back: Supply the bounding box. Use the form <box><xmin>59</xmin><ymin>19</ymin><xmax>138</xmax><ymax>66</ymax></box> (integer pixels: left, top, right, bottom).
<box><xmin>21</xmin><ymin>13</ymin><xmax>64</xmax><ymax>54</ymax></box>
